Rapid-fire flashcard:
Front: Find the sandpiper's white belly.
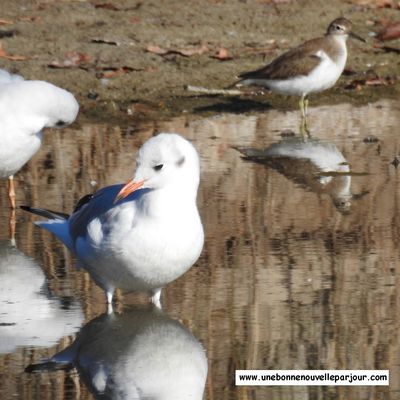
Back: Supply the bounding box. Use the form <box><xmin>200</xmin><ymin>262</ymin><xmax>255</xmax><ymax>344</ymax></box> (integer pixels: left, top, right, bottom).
<box><xmin>270</xmin><ymin>57</ymin><xmax>345</xmax><ymax>95</ymax></box>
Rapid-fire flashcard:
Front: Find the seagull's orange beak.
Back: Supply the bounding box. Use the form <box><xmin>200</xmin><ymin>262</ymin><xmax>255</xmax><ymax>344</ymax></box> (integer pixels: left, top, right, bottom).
<box><xmin>114</xmin><ymin>179</ymin><xmax>145</xmax><ymax>203</ymax></box>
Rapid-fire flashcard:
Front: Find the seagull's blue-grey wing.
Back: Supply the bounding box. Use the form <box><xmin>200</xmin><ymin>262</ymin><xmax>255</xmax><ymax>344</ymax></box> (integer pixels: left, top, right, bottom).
<box><xmin>68</xmin><ymin>184</ymin><xmax>147</xmax><ymax>243</ymax></box>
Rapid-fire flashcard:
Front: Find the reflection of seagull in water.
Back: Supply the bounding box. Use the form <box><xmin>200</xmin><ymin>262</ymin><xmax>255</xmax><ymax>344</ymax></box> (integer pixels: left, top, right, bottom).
<box><xmin>0</xmin><ymin>69</ymin><xmax>79</xmax><ymax>209</ymax></box>
<box><xmin>236</xmin><ymin>136</ymin><xmax>364</xmax><ymax>212</ymax></box>
<box><xmin>22</xmin><ymin>133</ymin><xmax>204</xmax><ymax>308</ymax></box>
<box><xmin>0</xmin><ymin>241</ymin><xmax>83</xmax><ymax>354</ymax></box>
<box><xmin>26</xmin><ymin>306</ymin><xmax>208</xmax><ymax>400</ymax></box>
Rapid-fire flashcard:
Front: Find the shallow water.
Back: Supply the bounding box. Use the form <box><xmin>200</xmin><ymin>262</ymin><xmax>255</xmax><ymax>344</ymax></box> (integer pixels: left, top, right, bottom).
<box><xmin>1</xmin><ymin>99</ymin><xmax>400</xmax><ymax>399</ymax></box>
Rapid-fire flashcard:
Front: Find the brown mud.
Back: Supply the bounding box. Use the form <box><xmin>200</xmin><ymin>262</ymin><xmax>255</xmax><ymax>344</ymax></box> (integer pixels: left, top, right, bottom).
<box><xmin>0</xmin><ymin>0</ymin><xmax>399</xmax><ymax>122</ymax></box>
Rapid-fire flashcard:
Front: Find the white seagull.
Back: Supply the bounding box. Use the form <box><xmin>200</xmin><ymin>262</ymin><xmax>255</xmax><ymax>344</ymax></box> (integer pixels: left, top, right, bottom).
<box><xmin>22</xmin><ymin>133</ymin><xmax>204</xmax><ymax>308</ymax></box>
<box><xmin>0</xmin><ymin>69</ymin><xmax>79</xmax><ymax>208</ymax></box>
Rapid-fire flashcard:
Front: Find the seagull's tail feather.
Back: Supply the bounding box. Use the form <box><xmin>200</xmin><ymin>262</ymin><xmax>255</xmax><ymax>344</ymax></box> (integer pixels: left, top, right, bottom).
<box><xmin>20</xmin><ymin>206</ymin><xmax>73</xmax><ymax>250</ymax></box>
<box><xmin>20</xmin><ymin>205</ymin><xmax>69</xmax><ymax>220</ymax></box>
<box><xmin>25</xmin><ymin>338</ymin><xmax>77</xmax><ymax>373</ymax></box>
<box><xmin>35</xmin><ymin>220</ymin><xmax>73</xmax><ymax>250</ymax></box>
<box><xmin>25</xmin><ymin>359</ymin><xmax>73</xmax><ymax>373</ymax></box>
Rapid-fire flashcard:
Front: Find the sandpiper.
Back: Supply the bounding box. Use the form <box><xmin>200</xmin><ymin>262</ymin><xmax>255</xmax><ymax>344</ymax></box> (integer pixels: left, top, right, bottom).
<box><xmin>231</xmin><ymin>18</ymin><xmax>365</xmax><ymax>130</ymax></box>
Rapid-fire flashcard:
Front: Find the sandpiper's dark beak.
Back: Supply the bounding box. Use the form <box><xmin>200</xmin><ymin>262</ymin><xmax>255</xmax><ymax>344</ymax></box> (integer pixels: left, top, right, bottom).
<box><xmin>349</xmin><ymin>31</ymin><xmax>366</xmax><ymax>43</ymax></box>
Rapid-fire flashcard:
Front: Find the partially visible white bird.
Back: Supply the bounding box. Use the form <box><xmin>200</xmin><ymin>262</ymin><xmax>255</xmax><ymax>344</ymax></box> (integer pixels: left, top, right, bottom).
<box><xmin>22</xmin><ymin>133</ymin><xmax>204</xmax><ymax>308</ymax></box>
<box><xmin>26</xmin><ymin>306</ymin><xmax>208</xmax><ymax>399</ymax></box>
<box><xmin>0</xmin><ymin>241</ymin><xmax>83</xmax><ymax>354</ymax></box>
<box><xmin>0</xmin><ymin>69</ymin><xmax>79</xmax><ymax>208</ymax></box>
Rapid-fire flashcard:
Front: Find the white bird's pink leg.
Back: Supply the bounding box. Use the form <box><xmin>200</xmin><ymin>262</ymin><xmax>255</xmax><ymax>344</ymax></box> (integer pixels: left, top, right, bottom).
<box><xmin>8</xmin><ymin>175</ymin><xmax>16</xmax><ymax>209</ymax></box>
<box><xmin>9</xmin><ymin>208</ymin><xmax>16</xmax><ymax>246</ymax></box>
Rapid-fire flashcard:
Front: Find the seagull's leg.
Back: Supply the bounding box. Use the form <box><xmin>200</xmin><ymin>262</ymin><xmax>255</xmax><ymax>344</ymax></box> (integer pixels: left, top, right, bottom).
<box><xmin>106</xmin><ymin>290</ymin><xmax>115</xmax><ymax>314</ymax></box>
<box><xmin>9</xmin><ymin>208</ymin><xmax>16</xmax><ymax>246</ymax></box>
<box><xmin>8</xmin><ymin>176</ymin><xmax>17</xmax><ymax>245</ymax></box>
<box><xmin>106</xmin><ymin>291</ymin><xmax>114</xmax><ymax>304</ymax></box>
<box><xmin>151</xmin><ymin>288</ymin><xmax>162</xmax><ymax>309</ymax></box>
<box><xmin>8</xmin><ymin>175</ymin><xmax>16</xmax><ymax>209</ymax></box>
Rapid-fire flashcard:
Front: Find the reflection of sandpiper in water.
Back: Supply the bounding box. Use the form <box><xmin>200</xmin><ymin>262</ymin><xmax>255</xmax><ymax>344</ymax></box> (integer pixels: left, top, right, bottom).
<box><xmin>0</xmin><ymin>241</ymin><xmax>83</xmax><ymax>354</ymax></box>
<box><xmin>236</xmin><ymin>136</ymin><xmax>369</xmax><ymax>213</ymax></box>
<box><xmin>26</xmin><ymin>306</ymin><xmax>208</xmax><ymax>400</ymax></box>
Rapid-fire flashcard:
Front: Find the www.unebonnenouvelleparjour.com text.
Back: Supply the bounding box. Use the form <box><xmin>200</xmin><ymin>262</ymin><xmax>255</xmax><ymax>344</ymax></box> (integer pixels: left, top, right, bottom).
<box><xmin>235</xmin><ymin>370</ymin><xmax>389</xmax><ymax>386</ymax></box>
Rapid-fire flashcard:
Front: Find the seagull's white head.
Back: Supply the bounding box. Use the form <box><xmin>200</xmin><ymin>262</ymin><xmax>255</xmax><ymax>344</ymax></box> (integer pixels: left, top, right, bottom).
<box><xmin>7</xmin><ymin>80</ymin><xmax>79</xmax><ymax>131</ymax></box>
<box><xmin>30</xmin><ymin>81</ymin><xmax>79</xmax><ymax>128</ymax></box>
<box><xmin>115</xmin><ymin>133</ymin><xmax>200</xmax><ymax>202</ymax></box>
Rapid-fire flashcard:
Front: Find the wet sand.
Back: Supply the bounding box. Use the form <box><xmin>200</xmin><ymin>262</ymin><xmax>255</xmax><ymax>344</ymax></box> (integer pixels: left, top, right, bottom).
<box><xmin>0</xmin><ymin>0</ymin><xmax>399</xmax><ymax>121</ymax></box>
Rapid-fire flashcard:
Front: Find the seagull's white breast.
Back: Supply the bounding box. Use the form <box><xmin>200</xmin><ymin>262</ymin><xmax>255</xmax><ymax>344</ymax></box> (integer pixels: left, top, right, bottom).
<box><xmin>76</xmin><ymin>197</ymin><xmax>204</xmax><ymax>293</ymax></box>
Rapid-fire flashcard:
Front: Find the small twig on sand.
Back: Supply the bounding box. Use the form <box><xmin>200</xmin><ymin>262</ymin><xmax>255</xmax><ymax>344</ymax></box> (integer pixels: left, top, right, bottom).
<box><xmin>184</xmin><ymin>85</ymin><xmax>242</xmax><ymax>96</ymax></box>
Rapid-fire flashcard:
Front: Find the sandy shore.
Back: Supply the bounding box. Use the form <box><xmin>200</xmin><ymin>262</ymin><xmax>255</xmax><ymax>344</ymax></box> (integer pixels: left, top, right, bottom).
<box><xmin>0</xmin><ymin>0</ymin><xmax>399</xmax><ymax>121</ymax></box>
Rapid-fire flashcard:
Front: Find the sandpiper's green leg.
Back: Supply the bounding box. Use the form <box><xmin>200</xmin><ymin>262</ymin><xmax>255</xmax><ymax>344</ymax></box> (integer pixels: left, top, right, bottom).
<box><xmin>299</xmin><ymin>95</ymin><xmax>305</xmax><ymax>119</ymax></box>
<box><xmin>300</xmin><ymin>118</ymin><xmax>307</xmax><ymax>138</ymax></box>
<box><xmin>304</xmin><ymin>97</ymin><xmax>309</xmax><ymax>117</ymax></box>
<box><xmin>299</xmin><ymin>95</ymin><xmax>310</xmax><ymax>138</ymax></box>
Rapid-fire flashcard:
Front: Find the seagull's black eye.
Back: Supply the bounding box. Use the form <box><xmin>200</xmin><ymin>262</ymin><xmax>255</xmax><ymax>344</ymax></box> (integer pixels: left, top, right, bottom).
<box><xmin>55</xmin><ymin>120</ymin><xmax>66</xmax><ymax>127</ymax></box>
<box><xmin>153</xmin><ymin>164</ymin><xmax>163</xmax><ymax>171</ymax></box>
<box><xmin>176</xmin><ymin>156</ymin><xmax>185</xmax><ymax>167</ymax></box>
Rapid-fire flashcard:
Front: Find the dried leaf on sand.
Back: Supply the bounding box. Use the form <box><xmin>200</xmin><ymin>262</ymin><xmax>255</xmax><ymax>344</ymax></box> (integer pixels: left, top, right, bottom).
<box><xmin>0</xmin><ymin>43</ymin><xmax>27</xmax><ymax>60</ymax></box>
<box><xmin>48</xmin><ymin>51</ymin><xmax>92</xmax><ymax>69</ymax></box>
<box><xmin>210</xmin><ymin>47</ymin><xmax>233</xmax><ymax>61</ymax></box>
<box><xmin>146</xmin><ymin>44</ymin><xmax>209</xmax><ymax>58</ymax></box>
<box><xmin>376</xmin><ymin>21</ymin><xmax>400</xmax><ymax>41</ymax></box>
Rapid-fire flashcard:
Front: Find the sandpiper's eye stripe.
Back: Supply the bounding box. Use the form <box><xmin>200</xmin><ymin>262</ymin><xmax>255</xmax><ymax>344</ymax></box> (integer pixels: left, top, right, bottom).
<box><xmin>153</xmin><ymin>164</ymin><xmax>163</xmax><ymax>171</ymax></box>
